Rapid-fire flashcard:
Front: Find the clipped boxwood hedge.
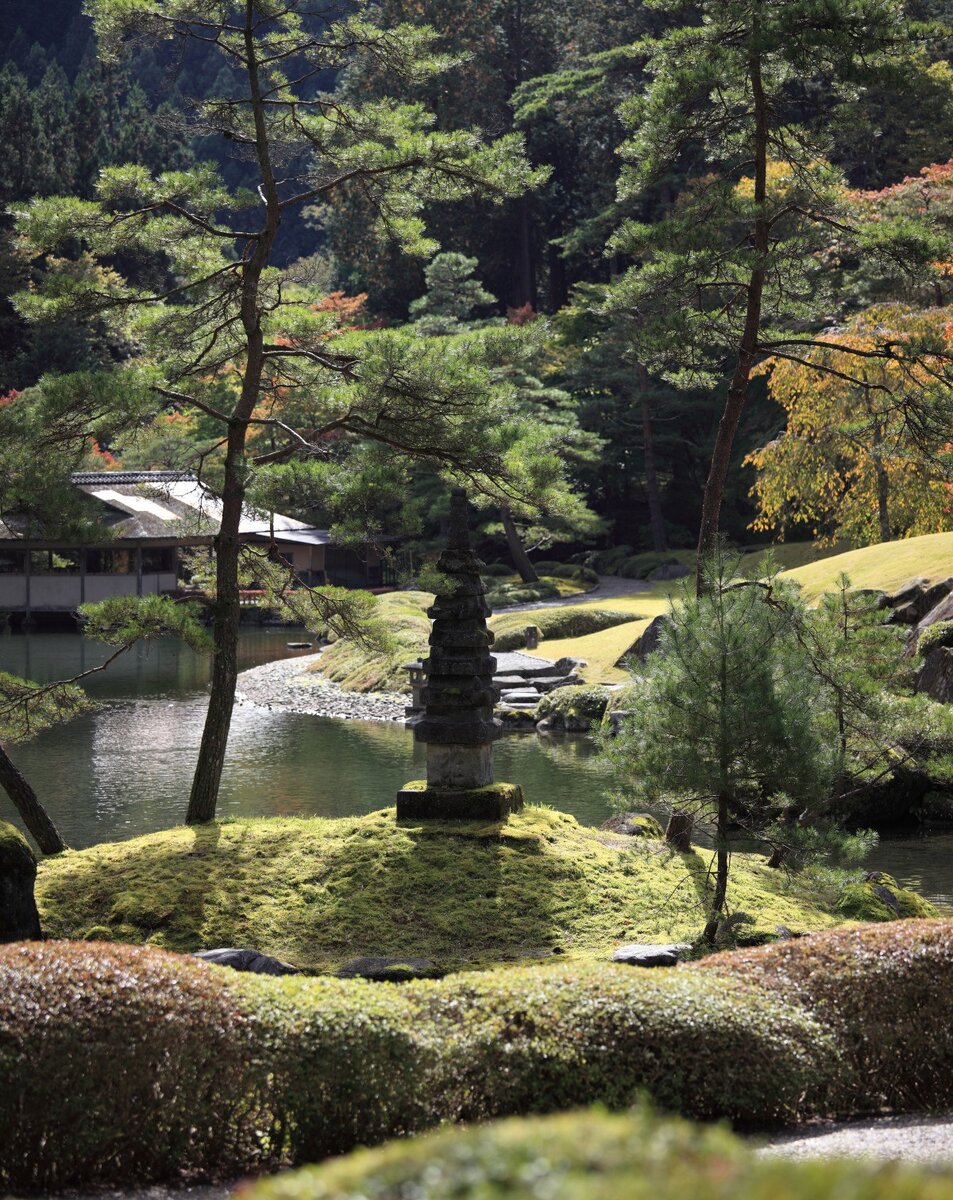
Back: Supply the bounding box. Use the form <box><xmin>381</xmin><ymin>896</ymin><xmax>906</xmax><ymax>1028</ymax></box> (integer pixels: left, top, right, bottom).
<box><xmin>243</xmin><ymin>1105</ymin><xmax>953</xmax><ymax>1200</ymax></box>
<box><xmin>0</xmin><ymin>942</ymin><xmax>271</xmax><ymax>1191</ymax></box>
<box><xmin>0</xmin><ymin>945</ymin><xmax>833</xmax><ymax>1189</ymax></box>
<box><xmin>695</xmin><ymin>920</ymin><xmax>953</xmax><ymax>1114</ymax></box>
<box><xmin>490</xmin><ymin>607</ymin><xmax>634</xmax><ymax>652</ymax></box>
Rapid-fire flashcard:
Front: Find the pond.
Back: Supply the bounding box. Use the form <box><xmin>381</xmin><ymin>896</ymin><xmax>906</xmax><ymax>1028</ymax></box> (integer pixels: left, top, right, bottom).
<box><xmin>1</xmin><ymin>629</ymin><xmax>951</xmax><ymax>909</ymax></box>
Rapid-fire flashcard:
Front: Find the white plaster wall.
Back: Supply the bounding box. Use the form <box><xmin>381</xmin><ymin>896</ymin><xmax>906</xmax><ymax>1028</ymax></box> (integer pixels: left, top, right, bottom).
<box><xmin>29</xmin><ymin>577</ymin><xmax>84</xmax><ymax>609</ymax></box>
<box><xmin>0</xmin><ymin>578</ymin><xmax>28</xmax><ymax>608</ymax></box>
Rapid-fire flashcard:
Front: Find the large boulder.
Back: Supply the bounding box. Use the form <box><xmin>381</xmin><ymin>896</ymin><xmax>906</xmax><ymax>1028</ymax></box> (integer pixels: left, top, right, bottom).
<box><xmin>633</xmin><ymin>614</ymin><xmax>673</xmax><ymax>663</ymax></box>
<box><xmin>600</xmin><ymin>812</ymin><xmax>665</xmax><ymax>838</ymax></box>
<box><xmin>0</xmin><ymin>821</ymin><xmax>42</xmax><ymax>942</ymax></box>
<box><xmin>886</xmin><ymin>577</ymin><xmax>953</xmax><ymax>625</ymax></box>
<box><xmin>917</xmin><ymin>646</ymin><xmax>953</xmax><ymax>703</ymax></box>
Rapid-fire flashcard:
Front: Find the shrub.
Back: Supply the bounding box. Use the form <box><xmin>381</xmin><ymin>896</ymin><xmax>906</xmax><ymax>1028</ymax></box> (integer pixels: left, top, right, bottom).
<box><xmin>918</xmin><ymin>619</ymin><xmax>953</xmax><ymax>656</ymax></box>
<box><xmin>481</xmin><ymin>562</ymin><xmax>513</xmax><ymax>576</ymax></box>
<box><xmin>617</xmin><ymin>551</ymin><xmax>686</xmax><ymax>579</ymax></box>
<box><xmin>242</xmin><ymin>1105</ymin><xmax>953</xmax><ymax>1200</ymax></box>
<box><xmin>490</xmin><ymin>607</ymin><xmax>633</xmax><ymax>651</ymax></box>
<box><xmin>0</xmin><ymin>941</ymin><xmax>270</xmax><ymax>1191</ymax></box>
<box><xmin>532</xmin><ymin>559</ymin><xmax>563</xmax><ymax>573</ymax></box>
<box><xmin>0</xmin><ymin>944</ymin><xmax>835</xmax><ymax>1188</ymax></box>
<box><xmin>536</xmin><ymin>684</ymin><xmax>612</xmax><ymax>723</ymax></box>
<box><xmin>414</xmin><ymin>964</ymin><xmax>831</xmax><ymax>1126</ymax></box>
<box><xmin>485</xmin><ymin>580</ymin><xmax>561</xmax><ymax>608</ymax></box>
<box><xmin>695</xmin><ymin>920</ymin><xmax>953</xmax><ymax>1114</ymax></box>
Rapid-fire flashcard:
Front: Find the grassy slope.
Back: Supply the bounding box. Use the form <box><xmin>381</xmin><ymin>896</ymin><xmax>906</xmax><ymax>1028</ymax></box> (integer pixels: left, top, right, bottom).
<box><xmin>524</xmin><ymin>533</ymin><xmax>953</xmax><ymax>683</ymax></box>
<box><xmin>35</xmin><ymin>808</ymin><xmax>842</xmax><ymax>972</ymax></box>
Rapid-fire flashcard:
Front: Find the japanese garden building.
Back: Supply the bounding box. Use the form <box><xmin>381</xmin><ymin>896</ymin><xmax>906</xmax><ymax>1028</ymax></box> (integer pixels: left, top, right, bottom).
<box><xmin>0</xmin><ymin>471</ymin><xmax>389</xmax><ymax>621</ymax></box>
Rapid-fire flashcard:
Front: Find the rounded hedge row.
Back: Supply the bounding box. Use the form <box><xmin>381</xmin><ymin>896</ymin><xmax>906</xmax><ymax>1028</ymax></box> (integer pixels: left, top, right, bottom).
<box><xmin>695</xmin><ymin>920</ymin><xmax>953</xmax><ymax>1114</ymax></box>
<box><xmin>0</xmin><ymin>946</ymin><xmax>832</xmax><ymax>1189</ymax></box>
<box><xmin>242</xmin><ymin>1105</ymin><xmax>953</xmax><ymax>1200</ymax></box>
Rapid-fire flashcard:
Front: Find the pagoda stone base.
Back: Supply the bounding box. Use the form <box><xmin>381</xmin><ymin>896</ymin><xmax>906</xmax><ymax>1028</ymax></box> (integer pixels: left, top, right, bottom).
<box><xmin>426</xmin><ymin>742</ymin><xmax>493</xmax><ymax>789</ymax></box>
<box><xmin>396</xmin><ymin>780</ymin><xmax>524</xmax><ymax>821</ymax></box>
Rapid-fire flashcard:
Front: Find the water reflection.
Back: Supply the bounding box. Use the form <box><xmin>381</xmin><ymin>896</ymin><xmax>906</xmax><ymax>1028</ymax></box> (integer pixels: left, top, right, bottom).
<box><xmin>0</xmin><ymin>630</ymin><xmax>618</xmax><ymax>850</ymax></box>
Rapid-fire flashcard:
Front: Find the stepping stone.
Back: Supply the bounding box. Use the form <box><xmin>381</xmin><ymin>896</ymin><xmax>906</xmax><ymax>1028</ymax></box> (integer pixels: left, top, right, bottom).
<box><xmin>500</xmin><ymin>688</ymin><xmax>542</xmax><ymax>705</ymax></box>
<box><xmin>611</xmin><ymin>942</ymin><xmax>692</xmax><ymax>967</ymax></box>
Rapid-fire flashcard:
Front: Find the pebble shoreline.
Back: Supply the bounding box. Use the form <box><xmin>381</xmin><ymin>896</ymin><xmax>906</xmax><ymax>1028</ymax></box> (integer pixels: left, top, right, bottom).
<box><xmin>236</xmin><ymin>651</ymin><xmax>407</xmax><ymax>723</ymax></box>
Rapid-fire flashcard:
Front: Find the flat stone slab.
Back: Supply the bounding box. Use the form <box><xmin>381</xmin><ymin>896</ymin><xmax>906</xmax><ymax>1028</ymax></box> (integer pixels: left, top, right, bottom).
<box><xmin>397</xmin><ymin>780</ymin><xmax>524</xmax><ymax>820</ymax></box>
<box><xmin>492</xmin><ymin>651</ymin><xmax>557</xmax><ymax>677</ymax></box>
<box><xmin>611</xmin><ymin>942</ymin><xmax>692</xmax><ymax>967</ymax></box>
<box><xmin>336</xmin><ymin>956</ymin><xmax>440</xmax><ymax>981</ymax></box>
<box><xmin>500</xmin><ymin>688</ymin><xmax>542</xmax><ymax>704</ymax></box>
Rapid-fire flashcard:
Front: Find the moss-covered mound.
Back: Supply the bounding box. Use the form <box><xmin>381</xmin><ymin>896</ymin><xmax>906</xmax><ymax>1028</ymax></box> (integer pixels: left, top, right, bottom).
<box><xmin>315</xmin><ymin>591</ymin><xmax>432</xmax><ymax>693</ymax></box>
<box><xmin>245</xmin><ymin>1106</ymin><xmax>953</xmax><ymax>1200</ymax></box>
<box><xmin>489</xmin><ymin>606</ymin><xmax>634</xmax><ymax>652</ymax></box>
<box><xmin>34</xmin><ymin>809</ymin><xmax>855</xmax><ymax>971</ymax></box>
<box><xmin>695</xmin><ymin>919</ymin><xmax>953</xmax><ymax>1113</ymax></box>
<box><xmin>0</xmin><ymin>941</ymin><xmax>832</xmax><ymax>1189</ymax></box>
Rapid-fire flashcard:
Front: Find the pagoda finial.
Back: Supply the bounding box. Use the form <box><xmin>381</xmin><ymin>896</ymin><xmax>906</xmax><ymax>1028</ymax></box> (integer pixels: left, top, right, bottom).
<box><xmin>447</xmin><ymin>486</ymin><xmax>471</xmax><ymax>551</ymax></box>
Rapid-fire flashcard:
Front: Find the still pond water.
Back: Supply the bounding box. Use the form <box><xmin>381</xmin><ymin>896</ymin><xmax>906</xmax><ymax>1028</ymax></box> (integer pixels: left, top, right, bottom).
<box><xmin>2</xmin><ymin>629</ymin><xmax>951</xmax><ymax>909</ymax></box>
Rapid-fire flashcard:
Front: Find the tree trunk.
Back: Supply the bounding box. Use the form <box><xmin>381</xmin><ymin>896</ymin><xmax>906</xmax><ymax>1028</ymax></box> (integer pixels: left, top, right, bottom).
<box><xmin>695</xmin><ymin>38</ymin><xmax>769</xmax><ymax>598</ymax></box>
<box><xmin>186</xmin><ymin>0</ymin><xmax>280</xmax><ymax>823</ymax></box>
<box><xmin>703</xmin><ymin>791</ymin><xmax>730</xmax><ymax>944</ymax></box>
<box><xmin>500</xmin><ymin>506</ymin><xmax>539</xmax><ymax>583</ymax></box>
<box><xmin>874</xmin><ymin>458</ymin><xmax>891</xmax><ymax>543</ymax></box>
<box><xmin>0</xmin><ymin>741</ymin><xmax>67</xmax><ymax>854</ymax></box>
<box><xmin>664</xmin><ymin>809</ymin><xmax>693</xmax><ymax>851</ymax></box>
<box><xmin>640</xmin><ymin>366</ymin><xmax>667</xmax><ymax>553</ymax></box>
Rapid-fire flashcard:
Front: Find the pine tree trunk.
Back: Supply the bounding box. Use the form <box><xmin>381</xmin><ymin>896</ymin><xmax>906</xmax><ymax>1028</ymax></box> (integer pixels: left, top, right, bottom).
<box><xmin>0</xmin><ymin>742</ymin><xmax>67</xmax><ymax>854</ymax></box>
<box><xmin>640</xmin><ymin>367</ymin><xmax>667</xmax><ymax>553</ymax></box>
<box><xmin>185</xmin><ymin>1</ymin><xmax>280</xmax><ymax>823</ymax></box>
<box><xmin>875</xmin><ymin>459</ymin><xmax>891</xmax><ymax>542</ymax></box>
<box><xmin>703</xmin><ymin>791</ymin><xmax>730</xmax><ymax>944</ymax></box>
<box><xmin>501</xmin><ymin>507</ymin><xmax>539</xmax><ymax>583</ymax></box>
<box><xmin>695</xmin><ymin>40</ymin><xmax>769</xmax><ymax>598</ymax></box>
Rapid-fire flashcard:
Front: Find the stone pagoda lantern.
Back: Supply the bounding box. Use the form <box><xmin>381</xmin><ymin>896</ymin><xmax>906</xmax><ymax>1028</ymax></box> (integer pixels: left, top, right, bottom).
<box><xmin>396</xmin><ymin>487</ymin><xmax>524</xmax><ymax>820</ymax></box>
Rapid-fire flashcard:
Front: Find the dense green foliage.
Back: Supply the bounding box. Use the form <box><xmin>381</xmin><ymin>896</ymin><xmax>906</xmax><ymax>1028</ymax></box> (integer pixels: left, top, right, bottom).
<box><xmin>0</xmin><ymin>939</ymin><xmax>831</xmax><ymax>1188</ymax></box>
<box><xmin>9</xmin><ymin>923</ymin><xmax>953</xmax><ymax>1188</ymax></box>
<box><xmin>489</xmin><ymin>605</ymin><xmax>634</xmax><ymax>651</ymax></box>
<box><xmin>245</xmin><ymin>1106</ymin><xmax>953</xmax><ymax>1200</ymax></box>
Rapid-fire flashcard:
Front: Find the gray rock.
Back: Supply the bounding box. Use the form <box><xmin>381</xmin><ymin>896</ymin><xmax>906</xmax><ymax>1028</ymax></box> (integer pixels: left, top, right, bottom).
<box><xmin>0</xmin><ymin>821</ymin><xmax>41</xmax><ymax>943</ymax></box>
<box><xmin>888</xmin><ymin>577</ymin><xmax>929</xmax><ymax>607</ymax></box>
<box><xmin>599</xmin><ymin>811</ymin><xmax>664</xmax><ymax>838</ymax></box>
<box><xmin>635</xmin><ymin>614</ymin><xmax>673</xmax><ymax>662</ymax></box>
<box><xmin>917</xmin><ymin>646</ymin><xmax>953</xmax><ymax>703</ymax></box>
<box><xmin>336</xmin><ymin>955</ymin><xmax>440</xmax><ymax>981</ymax></box>
<box><xmin>612</xmin><ymin>942</ymin><xmax>692</xmax><ymax>967</ymax></box>
<box><xmin>553</xmin><ymin>656</ymin><xmax>588</xmax><ymax>673</ymax></box>
<box><xmin>195</xmin><ymin>947</ymin><xmax>300</xmax><ymax>975</ymax></box>
<box><xmin>536</xmin><ymin>713</ymin><xmax>593</xmax><ymax>734</ymax></box>
<box><xmin>605</xmin><ymin>709</ymin><xmax>634</xmax><ymax>735</ymax></box>
<box><xmin>500</xmin><ymin>688</ymin><xmax>542</xmax><ymax>705</ymax></box>
<box><xmin>887</xmin><ymin>578</ymin><xmax>953</xmax><ymax>625</ymax></box>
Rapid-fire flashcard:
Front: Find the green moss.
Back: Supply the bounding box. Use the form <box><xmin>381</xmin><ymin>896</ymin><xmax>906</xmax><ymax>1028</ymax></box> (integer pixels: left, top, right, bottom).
<box><xmin>316</xmin><ymin>591</ymin><xmax>433</xmax><ymax>693</ymax></box>
<box><xmin>0</xmin><ymin>821</ymin><xmax>34</xmax><ymax>872</ymax></box>
<box><xmin>242</xmin><ymin>1105</ymin><xmax>953</xmax><ymax>1200</ymax></box>
<box><xmin>837</xmin><ymin>872</ymin><xmax>937</xmax><ymax>921</ymax></box>
<box><xmin>34</xmin><ymin>809</ymin><xmax>874</xmax><ymax>972</ymax></box>
<box><xmin>536</xmin><ymin>685</ymin><xmax>611</xmax><ymax>722</ymax></box>
<box><xmin>919</xmin><ymin>620</ymin><xmax>953</xmax><ymax>657</ymax></box>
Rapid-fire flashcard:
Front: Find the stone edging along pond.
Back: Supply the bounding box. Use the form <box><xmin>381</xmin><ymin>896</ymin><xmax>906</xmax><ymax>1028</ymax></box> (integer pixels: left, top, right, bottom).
<box><xmin>236</xmin><ymin>652</ymin><xmax>406</xmax><ymax>723</ymax></box>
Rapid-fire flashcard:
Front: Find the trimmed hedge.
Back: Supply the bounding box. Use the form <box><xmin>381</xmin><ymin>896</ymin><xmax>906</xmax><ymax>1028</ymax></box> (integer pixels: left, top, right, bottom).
<box><xmin>695</xmin><ymin>920</ymin><xmax>953</xmax><ymax>1114</ymax></box>
<box><xmin>0</xmin><ymin>941</ymin><xmax>270</xmax><ymax>1190</ymax></box>
<box><xmin>918</xmin><ymin>619</ymin><xmax>953</xmax><ymax>656</ymax></box>
<box><xmin>490</xmin><ymin>606</ymin><xmax>633</xmax><ymax>651</ymax></box>
<box><xmin>0</xmin><ymin>945</ymin><xmax>833</xmax><ymax>1189</ymax></box>
<box><xmin>243</xmin><ymin>1106</ymin><xmax>953</xmax><ymax>1200</ymax></box>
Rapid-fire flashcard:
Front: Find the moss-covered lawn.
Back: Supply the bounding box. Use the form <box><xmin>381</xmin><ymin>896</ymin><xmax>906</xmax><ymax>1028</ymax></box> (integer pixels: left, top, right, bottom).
<box><xmin>521</xmin><ymin>532</ymin><xmax>953</xmax><ymax>682</ymax></box>
<box><xmin>34</xmin><ymin>808</ymin><xmax>855</xmax><ymax>972</ymax></box>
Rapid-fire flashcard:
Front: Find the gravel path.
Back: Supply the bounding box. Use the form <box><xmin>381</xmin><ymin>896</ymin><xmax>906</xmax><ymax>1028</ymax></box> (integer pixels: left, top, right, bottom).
<box><xmin>236</xmin><ymin>650</ymin><xmax>406</xmax><ymax>723</ymax></box>
<box><xmin>757</xmin><ymin>1114</ymin><xmax>953</xmax><ymax>1163</ymax></box>
<box><xmin>500</xmin><ymin>574</ymin><xmax>651</xmax><ymax>613</ymax></box>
